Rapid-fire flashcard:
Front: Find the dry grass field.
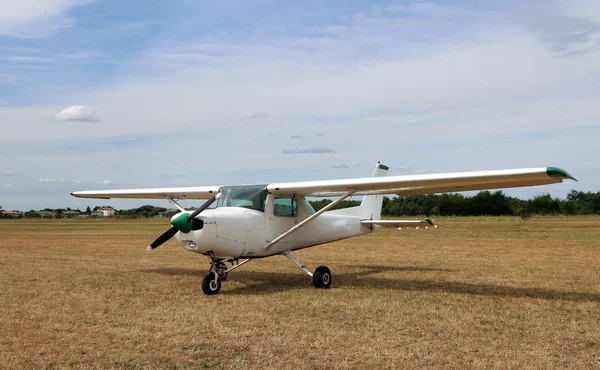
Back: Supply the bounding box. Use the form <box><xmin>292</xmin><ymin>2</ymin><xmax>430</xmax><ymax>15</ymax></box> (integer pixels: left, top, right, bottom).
<box><xmin>1</xmin><ymin>216</ymin><xmax>599</xmax><ymax>369</ymax></box>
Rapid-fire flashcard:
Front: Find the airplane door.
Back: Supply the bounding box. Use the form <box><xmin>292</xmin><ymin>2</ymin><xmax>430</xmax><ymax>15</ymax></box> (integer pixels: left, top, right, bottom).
<box><xmin>267</xmin><ymin>196</ymin><xmax>298</xmax><ymax>245</ymax></box>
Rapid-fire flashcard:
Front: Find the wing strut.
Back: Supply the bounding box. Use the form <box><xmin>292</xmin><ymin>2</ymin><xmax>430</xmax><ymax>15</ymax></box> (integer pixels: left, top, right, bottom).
<box><xmin>262</xmin><ymin>191</ymin><xmax>355</xmax><ymax>252</ymax></box>
<box><xmin>167</xmin><ymin>197</ymin><xmax>186</xmax><ymax>212</ymax></box>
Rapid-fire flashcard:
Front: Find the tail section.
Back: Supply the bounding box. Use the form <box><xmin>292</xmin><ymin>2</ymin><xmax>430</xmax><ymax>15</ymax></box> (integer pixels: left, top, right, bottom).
<box><xmin>358</xmin><ymin>162</ymin><xmax>388</xmax><ymax>220</ymax></box>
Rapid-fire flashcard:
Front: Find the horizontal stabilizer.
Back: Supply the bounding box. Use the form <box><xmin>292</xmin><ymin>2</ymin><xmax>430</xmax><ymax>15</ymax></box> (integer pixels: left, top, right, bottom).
<box><xmin>361</xmin><ymin>218</ymin><xmax>435</xmax><ymax>228</ymax></box>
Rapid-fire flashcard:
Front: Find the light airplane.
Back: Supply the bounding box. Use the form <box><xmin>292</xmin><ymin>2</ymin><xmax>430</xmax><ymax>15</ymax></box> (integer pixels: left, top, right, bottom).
<box><xmin>72</xmin><ymin>163</ymin><xmax>576</xmax><ymax>295</ymax></box>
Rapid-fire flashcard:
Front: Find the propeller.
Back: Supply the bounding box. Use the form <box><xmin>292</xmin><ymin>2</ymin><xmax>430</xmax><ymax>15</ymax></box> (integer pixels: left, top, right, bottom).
<box><xmin>146</xmin><ymin>194</ymin><xmax>219</xmax><ymax>252</ymax></box>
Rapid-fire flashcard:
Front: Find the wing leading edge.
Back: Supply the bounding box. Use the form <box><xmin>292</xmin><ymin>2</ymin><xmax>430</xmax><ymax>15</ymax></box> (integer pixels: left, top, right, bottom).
<box><xmin>267</xmin><ymin>167</ymin><xmax>576</xmax><ymax>197</ymax></box>
<box><xmin>71</xmin><ymin>186</ymin><xmax>221</xmax><ymax>200</ymax></box>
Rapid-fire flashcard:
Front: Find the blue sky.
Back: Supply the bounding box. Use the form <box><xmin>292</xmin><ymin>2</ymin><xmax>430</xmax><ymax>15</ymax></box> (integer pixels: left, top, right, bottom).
<box><xmin>1</xmin><ymin>0</ymin><xmax>599</xmax><ymax>211</ymax></box>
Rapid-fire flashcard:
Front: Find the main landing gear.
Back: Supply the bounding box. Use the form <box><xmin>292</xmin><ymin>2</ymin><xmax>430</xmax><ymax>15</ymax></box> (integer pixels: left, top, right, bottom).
<box><xmin>283</xmin><ymin>252</ymin><xmax>332</xmax><ymax>289</ymax></box>
<box><xmin>201</xmin><ymin>252</ymin><xmax>332</xmax><ymax>295</ymax></box>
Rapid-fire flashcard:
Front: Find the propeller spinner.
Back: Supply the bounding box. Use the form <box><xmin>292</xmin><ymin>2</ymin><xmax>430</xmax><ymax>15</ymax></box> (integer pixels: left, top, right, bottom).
<box><xmin>146</xmin><ymin>194</ymin><xmax>219</xmax><ymax>251</ymax></box>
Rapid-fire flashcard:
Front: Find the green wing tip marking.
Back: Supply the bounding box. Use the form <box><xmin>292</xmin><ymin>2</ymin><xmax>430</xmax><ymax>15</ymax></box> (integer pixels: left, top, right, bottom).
<box><xmin>171</xmin><ymin>213</ymin><xmax>192</xmax><ymax>233</ymax></box>
<box><xmin>546</xmin><ymin>167</ymin><xmax>577</xmax><ymax>182</ymax></box>
<box><xmin>378</xmin><ymin>164</ymin><xmax>390</xmax><ymax>170</ymax></box>
<box><xmin>422</xmin><ymin>218</ymin><xmax>434</xmax><ymax>225</ymax></box>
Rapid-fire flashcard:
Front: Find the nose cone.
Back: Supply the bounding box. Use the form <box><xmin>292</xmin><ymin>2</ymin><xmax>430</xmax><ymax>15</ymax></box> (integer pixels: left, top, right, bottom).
<box><xmin>171</xmin><ymin>211</ymin><xmax>210</xmax><ymax>233</ymax></box>
<box><xmin>171</xmin><ymin>212</ymin><xmax>192</xmax><ymax>233</ymax></box>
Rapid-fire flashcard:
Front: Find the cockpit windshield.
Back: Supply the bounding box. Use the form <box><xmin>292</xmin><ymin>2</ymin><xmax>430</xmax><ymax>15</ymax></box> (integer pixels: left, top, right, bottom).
<box><xmin>216</xmin><ymin>185</ymin><xmax>268</xmax><ymax>212</ymax></box>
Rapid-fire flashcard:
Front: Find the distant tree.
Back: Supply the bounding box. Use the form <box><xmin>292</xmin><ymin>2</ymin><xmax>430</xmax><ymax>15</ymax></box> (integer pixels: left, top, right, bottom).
<box><xmin>115</xmin><ymin>205</ymin><xmax>168</xmax><ymax>218</ymax></box>
<box><xmin>86</xmin><ymin>206</ymin><xmax>92</xmax><ymax>216</ymax></box>
<box><xmin>528</xmin><ymin>194</ymin><xmax>560</xmax><ymax>215</ymax></box>
<box><xmin>310</xmin><ymin>199</ymin><xmax>361</xmax><ymax>212</ymax></box>
<box><xmin>24</xmin><ymin>210</ymin><xmax>42</xmax><ymax>219</ymax></box>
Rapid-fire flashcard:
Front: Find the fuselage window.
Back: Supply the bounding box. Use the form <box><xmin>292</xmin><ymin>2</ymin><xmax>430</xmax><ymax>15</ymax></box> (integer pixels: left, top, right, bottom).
<box><xmin>304</xmin><ymin>199</ymin><xmax>316</xmax><ymax>215</ymax></box>
<box><xmin>273</xmin><ymin>197</ymin><xmax>298</xmax><ymax>217</ymax></box>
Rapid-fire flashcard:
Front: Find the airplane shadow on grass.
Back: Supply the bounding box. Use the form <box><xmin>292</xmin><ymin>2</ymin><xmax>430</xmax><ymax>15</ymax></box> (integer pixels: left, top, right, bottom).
<box><xmin>141</xmin><ymin>265</ymin><xmax>600</xmax><ymax>302</ymax></box>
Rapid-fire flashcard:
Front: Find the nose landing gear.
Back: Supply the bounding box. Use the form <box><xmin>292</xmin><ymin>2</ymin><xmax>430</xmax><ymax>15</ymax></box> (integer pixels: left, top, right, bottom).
<box><xmin>202</xmin><ymin>271</ymin><xmax>221</xmax><ymax>295</ymax></box>
<box><xmin>202</xmin><ymin>256</ymin><xmax>252</xmax><ymax>295</ymax></box>
<box><xmin>202</xmin><ymin>260</ymin><xmax>228</xmax><ymax>295</ymax></box>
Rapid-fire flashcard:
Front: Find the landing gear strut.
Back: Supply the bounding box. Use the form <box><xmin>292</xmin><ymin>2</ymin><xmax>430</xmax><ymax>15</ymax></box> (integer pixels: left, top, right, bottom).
<box><xmin>209</xmin><ymin>261</ymin><xmax>228</xmax><ymax>281</ymax></box>
<box><xmin>283</xmin><ymin>252</ymin><xmax>332</xmax><ymax>289</ymax></box>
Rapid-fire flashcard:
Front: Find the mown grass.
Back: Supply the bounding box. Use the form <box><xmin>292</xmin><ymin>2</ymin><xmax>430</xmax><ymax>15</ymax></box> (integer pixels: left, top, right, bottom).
<box><xmin>0</xmin><ymin>216</ymin><xmax>598</xmax><ymax>369</ymax></box>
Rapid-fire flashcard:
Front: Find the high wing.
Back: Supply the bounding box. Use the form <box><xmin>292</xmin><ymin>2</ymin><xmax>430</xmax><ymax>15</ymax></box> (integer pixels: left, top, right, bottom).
<box><xmin>267</xmin><ymin>167</ymin><xmax>576</xmax><ymax>197</ymax></box>
<box><xmin>71</xmin><ymin>167</ymin><xmax>575</xmax><ymax>200</ymax></box>
<box><xmin>71</xmin><ymin>186</ymin><xmax>221</xmax><ymax>199</ymax></box>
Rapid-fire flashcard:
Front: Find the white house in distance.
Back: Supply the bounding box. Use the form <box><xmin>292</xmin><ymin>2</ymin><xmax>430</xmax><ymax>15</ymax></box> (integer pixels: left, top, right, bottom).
<box><xmin>92</xmin><ymin>207</ymin><xmax>116</xmax><ymax>217</ymax></box>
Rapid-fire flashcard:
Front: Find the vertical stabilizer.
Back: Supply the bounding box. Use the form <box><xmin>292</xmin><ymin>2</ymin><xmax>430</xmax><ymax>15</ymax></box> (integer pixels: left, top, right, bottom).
<box><xmin>359</xmin><ymin>162</ymin><xmax>388</xmax><ymax>220</ymax></box>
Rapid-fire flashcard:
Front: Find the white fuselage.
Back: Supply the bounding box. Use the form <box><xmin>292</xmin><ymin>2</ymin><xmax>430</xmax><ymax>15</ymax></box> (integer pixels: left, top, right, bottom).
<box><xmin>174</xmin><ymin>194</ymin><xmax>372</xmax><ymax>259</ymax></box>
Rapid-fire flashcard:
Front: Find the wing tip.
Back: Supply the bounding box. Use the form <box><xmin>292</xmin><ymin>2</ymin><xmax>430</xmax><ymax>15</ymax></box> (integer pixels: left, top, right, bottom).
<box><xmin>546</xmin><ymin>167</ymin><xmax>577</xmax><ymax>182</ymax></box>
<box><xmin>71</xmin><ymin>191</ymin><xmax>110</xmax><ymax>199</ymax></box>
<box><xmin>378</xmin><ymin>162</ymin><xmax>390</xmax><ymax>171</ymax></box>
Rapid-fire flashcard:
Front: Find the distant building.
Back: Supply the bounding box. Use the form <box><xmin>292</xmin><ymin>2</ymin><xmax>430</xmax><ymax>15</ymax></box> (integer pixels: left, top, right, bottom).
<box><xmin>2</xmin><ymin>210</ymin><xmax>23</xmax><ymax>218</ymax></box>
<box><xmin>93</xmin><ymin>207</ymin><xmax>116</xmax><ymax>217</ymax></box>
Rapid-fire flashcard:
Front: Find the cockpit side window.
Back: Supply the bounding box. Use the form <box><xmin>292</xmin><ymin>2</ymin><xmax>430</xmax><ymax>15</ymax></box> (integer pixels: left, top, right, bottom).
<box><xmin>273</xmin><ymin>197</ymin><xmax>298</xmax><ymax>217</ymax></box>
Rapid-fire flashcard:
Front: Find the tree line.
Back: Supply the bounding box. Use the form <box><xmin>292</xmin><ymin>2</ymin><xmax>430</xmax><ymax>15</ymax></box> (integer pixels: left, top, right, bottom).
<box><xmin>311</xmin><ymin>190</ymin><xmax>600</xmax><ymax>217</ymax></box>
<box><xmin>2</xmin><ymin>190</ymin><xmax>600</xmax><ymax>219</ymax></box>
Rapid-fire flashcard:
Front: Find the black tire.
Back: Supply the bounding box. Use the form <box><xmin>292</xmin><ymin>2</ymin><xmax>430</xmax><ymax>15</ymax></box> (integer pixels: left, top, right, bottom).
<box><xmin>312</xmin><ymin>266</ymin><xmax>332</xmax><ymax>289</ymax></box>
<box><xmin>202</xmin><ymin>272</ymin><xmax>221</xmax><ymax>295</ymax></box>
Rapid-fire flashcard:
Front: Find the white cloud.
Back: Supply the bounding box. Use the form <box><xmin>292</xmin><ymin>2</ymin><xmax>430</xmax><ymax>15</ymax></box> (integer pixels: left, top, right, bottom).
<box><xmin>39</xmin><ymin>178</ymin><xmax>64</xmax><ymax>183</ymax></box>
<box><xmin>0</xmin><ymin>56</ymin><xmax>55</xmax><ymax>63</ymax></box>
<box><xmin>61</xmin><ymin>51</ymin><xmax>102</xmax><ymax>59</ymax></box>
<box><xmin>3</xmin><ymin>171</ymin><xmax>17</xmax><ymax>176</ymax></box>
<box><xmin>248</xmin><ymin>112</ymin><xmax>268</xmax><ymax>120</ymax></box>
<box><xmin>74</xmin><ymin>179</ymin><xmax>111</xmax><ymax>185</ymax></box>
<box><xmin>0</xmin><ymin>0</ymin><xmax>94</xmax><ymax>38</ymax></box>
<box><xmin>53</xmin><ymin>105</ymin><xmax>101</xmax><ymax>123</ymax></box>
<box><xmin>580</xmin><ymin>162</ymin><xmax>589</xmax><ymax>166</ymax></box>
<box><xmin>388</xmin><ymin>3</ymin><xmax>481</xmax><ymax>18</ymax></box>
<box><xmin>282</xmin><ymin>148</ymin><xmax>336</xmax><ymax>154</ymax></box>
